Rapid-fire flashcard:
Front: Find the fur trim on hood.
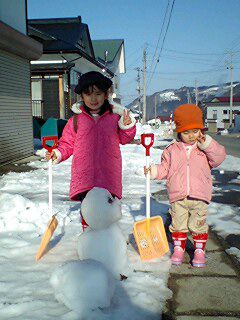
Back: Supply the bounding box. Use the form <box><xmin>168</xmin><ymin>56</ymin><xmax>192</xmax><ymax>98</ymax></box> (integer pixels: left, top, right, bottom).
<box><xmin>70</xmin><ymin>101</ymin><xmax>136</xmax><ymax>130</ymax></box>
<box><xmin>71</xmin><ymin>102</ymin><xmax>83</xmax><ymax>114</ymax></box>
<box><xmin>70</xmin><ymin>101</ymin><xmax>128</xmax><ymax>116</ymax></box>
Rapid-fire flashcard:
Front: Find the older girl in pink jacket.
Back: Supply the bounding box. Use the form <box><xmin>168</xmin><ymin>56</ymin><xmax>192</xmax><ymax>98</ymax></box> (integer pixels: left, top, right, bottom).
<box><xmin>46</xmin><ymin>71</ymin><xmax>136</xmax><ymax>230</ymax></box>
<box><xmin>147</xmin><ymin>104</ymin><xmax>226</xmax><ymax>267</ymax></box>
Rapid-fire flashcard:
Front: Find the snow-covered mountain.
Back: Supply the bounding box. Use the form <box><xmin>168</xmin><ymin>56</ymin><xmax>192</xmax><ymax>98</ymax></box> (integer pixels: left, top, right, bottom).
<box><xmin>127</xmin><ymin>82</ymin><xmax>240</xmax><ymax>120</ymax></box>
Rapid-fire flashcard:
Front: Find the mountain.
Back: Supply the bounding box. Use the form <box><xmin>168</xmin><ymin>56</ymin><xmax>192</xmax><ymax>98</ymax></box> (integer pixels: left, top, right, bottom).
<box><xmin>127</xmin><ymin>82</ymin><xmax>240</xmax><ymax>120</ymax></box>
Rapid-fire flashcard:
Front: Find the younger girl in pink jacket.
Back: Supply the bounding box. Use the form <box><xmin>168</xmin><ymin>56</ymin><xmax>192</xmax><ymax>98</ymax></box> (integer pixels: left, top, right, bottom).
<box><xmin>46</xmin><ymin>71</ymin><xmax>136</xmax><ymax>230</ymax></box>
<box><xmin>146</xmin><ymin>104</ymin><xmax>226</xmax><ymax>267</ymax></box>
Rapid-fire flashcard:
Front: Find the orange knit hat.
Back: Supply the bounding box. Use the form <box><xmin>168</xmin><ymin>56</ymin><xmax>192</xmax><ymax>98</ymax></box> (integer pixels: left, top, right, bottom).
<box><xmin>174</xmin><ymin>104</ymin><xmax>204</xmax><ymax>133</ymax></box>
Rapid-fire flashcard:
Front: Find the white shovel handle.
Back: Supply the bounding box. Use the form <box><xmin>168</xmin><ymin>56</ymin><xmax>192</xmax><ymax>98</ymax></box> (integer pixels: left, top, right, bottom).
<box><xmin>146</xmin><ymin>155</ymin><xmax>150</xmax><ymax>220</ymax></box>
<box><xmin>141</xmin><ymin>133</ymin><xmax>154</xmax><ymax>220</ymax></box>
<box><xmin>48</xmin><ymin>158</ymin><xmax>53</xmax><ymax>217</ymax></box>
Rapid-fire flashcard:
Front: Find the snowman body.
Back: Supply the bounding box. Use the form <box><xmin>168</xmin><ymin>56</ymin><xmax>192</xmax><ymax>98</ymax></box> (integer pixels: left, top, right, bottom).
<box><xmin>77</xmin><ymin>187</ymin><xmax>129</xmax><ymax>279</ymax></box>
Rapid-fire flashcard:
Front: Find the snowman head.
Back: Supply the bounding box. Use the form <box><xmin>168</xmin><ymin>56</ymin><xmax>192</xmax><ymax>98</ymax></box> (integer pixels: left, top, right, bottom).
<box><xmin>81</xmin><ymin>188</ymin><xmax>122</xmax><ymax>230</ymax></box>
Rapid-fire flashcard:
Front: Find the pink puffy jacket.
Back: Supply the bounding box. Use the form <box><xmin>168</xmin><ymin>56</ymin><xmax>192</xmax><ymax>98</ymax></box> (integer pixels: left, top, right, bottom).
<box><xmin>55</xmin><ymin>104</ymin><xmax>136</xmax><ymax>200</ymax></box>
<box><xmin>151</xmin><ymin>135</ymin><xmax>226</xmax><ymax>204</ymax></box>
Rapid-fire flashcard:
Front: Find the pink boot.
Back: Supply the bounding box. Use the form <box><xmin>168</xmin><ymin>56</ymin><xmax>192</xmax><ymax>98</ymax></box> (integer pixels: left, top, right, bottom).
<box><xmin>171</xmin><ymin>232</ymin><xmax>187</xmax><ymax>266</ymax></box>
<box><xmin>192</xmin><ymin>233</ymin><xmax>208</xmax><ymax>267</ymax></box>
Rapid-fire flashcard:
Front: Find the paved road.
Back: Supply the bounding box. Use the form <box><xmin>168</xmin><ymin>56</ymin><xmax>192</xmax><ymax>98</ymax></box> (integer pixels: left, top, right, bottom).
<box><xmin>209</xmin><ymin>133</ymin><xmax>240</xmax><ymax>158</ymax></box>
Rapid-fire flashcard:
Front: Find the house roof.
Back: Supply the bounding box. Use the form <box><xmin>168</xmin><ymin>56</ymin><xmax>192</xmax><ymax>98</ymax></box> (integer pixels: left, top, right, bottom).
<box><xmin>28</xmin><ymin>17</ymin><xmax>94</xmax><ymax>57</ymax></box>
<box><xmin>27</xmin><ymin>17</ymin><xmax>114</xmax><ymax>76</ymax></box>
<box><xmin>211</xmin><ymin>97</ymin><xmax>240</xmax><ymax>103</ymax></box>
<box><xmin>92</xmin><ymin>39</ymin><xmax>124</xmax><ymax>63</ymax></box>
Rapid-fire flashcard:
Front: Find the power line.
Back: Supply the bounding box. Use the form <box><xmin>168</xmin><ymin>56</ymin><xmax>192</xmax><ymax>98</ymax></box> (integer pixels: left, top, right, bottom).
<box><xmin>145</xmin><ymin>67</ymin><xmax>228</xmax><ymax>75</ymax></box>
<box><xmin>163</xmin><ymin>48</ymin><xmax>240</xmax><ymax>56</ymax></box>
<box><xmin>148</xmin><ymin>0</ymin><xmax>171</xmax><ymax>75</ymax></box>
<box><xmin>147</xmin><ymin>0</ymin><xmax>176</xmax><ymax>88</ymax></box>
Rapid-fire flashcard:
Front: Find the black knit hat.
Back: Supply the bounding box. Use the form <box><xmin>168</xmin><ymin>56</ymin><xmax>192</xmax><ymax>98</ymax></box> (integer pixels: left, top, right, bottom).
<box><xmin>74</xmin><ymin>71</ymin><xmax>113</xmax><ymax>94</ymax></box>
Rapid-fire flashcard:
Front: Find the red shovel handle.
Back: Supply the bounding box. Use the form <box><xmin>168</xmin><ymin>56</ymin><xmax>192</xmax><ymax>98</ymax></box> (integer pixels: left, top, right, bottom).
<box><xmin>42</xmin><ymin>136</ymin><xmax>58</xmax><ymax>153</ymax></box>
<box><xmin>141</xmin><ymin>133</ymin><xmax>154</xmax><ymax>156</ymax></box>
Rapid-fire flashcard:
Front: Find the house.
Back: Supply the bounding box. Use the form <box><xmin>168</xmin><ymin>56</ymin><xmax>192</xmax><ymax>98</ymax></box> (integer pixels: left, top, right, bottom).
<box><xmin>0</xmin><ymin>0</ymin><xmax>42</xmax><ymax>165</ymax></box>
<box><xmin>204</xmin><ymin>97</ymin><xmax>240</xmax><ymax>132</ymax></box>
<box><xmin>28</xmin><ymin>17</ymin><xmax>114</xmax><ymax>120</ymax></box>
<box><xmin>92</xmin><ymin>39</ymin><xmax>126</xmax><ymax>103</ymax></box>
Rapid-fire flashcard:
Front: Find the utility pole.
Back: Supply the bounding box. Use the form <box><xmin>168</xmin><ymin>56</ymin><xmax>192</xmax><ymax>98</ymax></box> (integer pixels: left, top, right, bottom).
<box><xmin>227</xmin><ymin>53</ymin><xmax>234</xmax><ymax>127</ymax></box>
<box><xmin>154</xmin><ymin>95</ymin><xmax>157</xmax><ymax>128</ymax></box>
<box><xmin>187</xmin><ymin>88</ymin><xmax>192</xmax><ymax>104</ymax></box>
<box><xmin>136</xmin><ymin>67</ymin><xmax>142</xmax><ymax>122</ymax></box>
<box><xmin>195</xmin><ymin>79</ymin><xmax>199</xmax><ymax>105</ymax></box>
<box><xmin>142</xmin><ymin>48</ymin><xmax>147</xmax><ymax>124</ymax></box>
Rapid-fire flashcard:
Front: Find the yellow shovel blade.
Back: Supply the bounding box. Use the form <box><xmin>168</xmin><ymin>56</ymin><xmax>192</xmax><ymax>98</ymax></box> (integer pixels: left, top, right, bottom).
<box><xmin>133</xmin><ymin>216</ymin><xmax>169</xmax><ymax>261</ymax></box>
<box><xmin>35</xmin><ymin>216</ymin><xmax>58</xmax><ymax>261</ymax></box>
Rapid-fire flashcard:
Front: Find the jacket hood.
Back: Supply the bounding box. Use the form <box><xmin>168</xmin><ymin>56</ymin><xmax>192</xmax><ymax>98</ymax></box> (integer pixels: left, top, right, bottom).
<box><xmin>70</xmin><ymin>100</ymin><xmax>127</xmax><ymax>116</ymax></box>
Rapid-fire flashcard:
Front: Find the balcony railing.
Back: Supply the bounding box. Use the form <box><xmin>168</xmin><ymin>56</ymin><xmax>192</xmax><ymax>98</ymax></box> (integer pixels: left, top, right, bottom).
<box><xmin>32</xmin><ymin>100</ymin><xmax>44</xmax><ymax>118</ymax></box>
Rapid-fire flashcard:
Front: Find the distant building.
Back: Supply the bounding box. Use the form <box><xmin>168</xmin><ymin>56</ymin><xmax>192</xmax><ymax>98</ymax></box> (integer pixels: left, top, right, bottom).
<box><xmin>204</xmin><ymin>97</ymin><xmax>240</xmax><ymax>132</ymax></box>
<box><xmin>28</xmin><ymin>17</ymin><xmax>114</xmax><ymax>120</ymax></box>
<box><xmin>92</xmin><ymin>39</ymin><xmax>126</xmax><ymax>103</ymax></box>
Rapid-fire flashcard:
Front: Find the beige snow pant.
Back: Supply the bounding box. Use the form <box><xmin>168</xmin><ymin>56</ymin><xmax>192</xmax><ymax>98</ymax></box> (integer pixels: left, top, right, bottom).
<box><xmin>169</xmin><ymin>198</ymin><xmax>209</xmax><ymax>234</ymax></box>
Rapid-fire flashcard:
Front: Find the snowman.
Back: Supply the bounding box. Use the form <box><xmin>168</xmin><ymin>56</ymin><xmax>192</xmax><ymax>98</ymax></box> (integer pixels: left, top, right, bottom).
<box><xmin>50</xmin><ymin>187</ymin><xmax>129</xmax><ymax>316</ymax></box>
<box><xmin>77</xmin><ymin>187</ymin><xmax>129</xmax><ymax>280</ymax></box>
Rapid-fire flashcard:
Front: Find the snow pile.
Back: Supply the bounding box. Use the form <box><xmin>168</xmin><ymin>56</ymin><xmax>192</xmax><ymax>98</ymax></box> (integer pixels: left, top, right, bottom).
<box><xmin>50</xmin><ymin>259</ymin><xmax>115</xmax><ymax>316</ymax></box>
<box><xmin>226</xmin><ymin>247</ymin><xmax>240</xmax><ymax>260</ymax></box>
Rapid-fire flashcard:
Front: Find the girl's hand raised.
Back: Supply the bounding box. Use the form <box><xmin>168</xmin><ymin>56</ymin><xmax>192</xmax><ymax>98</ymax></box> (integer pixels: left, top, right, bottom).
<box><xmin>197</xmin><ymin>131</ymin><xmax>206</xmax><ymax>144</ymax></box>
<box><xmin>123</xmin><ymin>109</ymin><xmax>132</xmax><ymax>126</ymax></box>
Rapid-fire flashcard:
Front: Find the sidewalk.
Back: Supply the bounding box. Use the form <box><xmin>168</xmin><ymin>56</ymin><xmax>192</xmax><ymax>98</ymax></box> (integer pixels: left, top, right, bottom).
<box><xmin>0</xmin><ymin>155</ymin><xmax>39</xmax><ymax>176</ymax></box>
<box><xmin>153</xmin><ymin>166</ymin><xmax>240</xmax><ymax>319</ymax></box>
<box><xmin>162</xmin><ymin>230</ymin><xmax>240</xmax><ymax>319</ymax></box>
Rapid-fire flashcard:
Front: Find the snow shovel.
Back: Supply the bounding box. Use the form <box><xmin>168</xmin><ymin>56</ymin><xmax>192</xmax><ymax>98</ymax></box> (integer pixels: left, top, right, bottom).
<box><xmin>133</xmin><ymin>133</ymin><xmax>169</xmax><ymax>261</ymax></box>
<box><xmin>36</xmin><ymin>136</ymin><xmax>58</xmax><ymax>261</ymax></box>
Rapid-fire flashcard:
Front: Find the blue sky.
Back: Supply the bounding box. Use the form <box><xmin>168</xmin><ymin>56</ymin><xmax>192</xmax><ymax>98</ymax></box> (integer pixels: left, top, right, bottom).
<box><xmin>28</xmin><ymin>0</ymin><xmax>240</xmax><ymax>105</ymax></box>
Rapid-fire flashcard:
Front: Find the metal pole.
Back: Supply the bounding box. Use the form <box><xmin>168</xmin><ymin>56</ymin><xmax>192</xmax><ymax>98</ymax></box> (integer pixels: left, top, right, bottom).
<box><xmin>136</xmin><ymin>67</ymin><xmax>141</xmax><ymax>121</ymax></box>
<box><xmin>195</xmin><ymin>79</ymin><xmax>198</xmax><ymax>105</ymax></box>
<box><xmin>229</xmin><ymin>53</ymin><xmax>234</xmax><ymax>127</ymax></box>
<box><xmin>187</xmin><ymin>88</ymin><xmax>191</xmax><ymax>104</ymax></box>
<box><xmin>143</xmin><ymin>48</ymin><xmax>147</xmax><ymax>124</ymax></box>
<box><xmin>154</xmin><ymin>95</ymin><xmax>157</xmax><ymax>128</ymax></box>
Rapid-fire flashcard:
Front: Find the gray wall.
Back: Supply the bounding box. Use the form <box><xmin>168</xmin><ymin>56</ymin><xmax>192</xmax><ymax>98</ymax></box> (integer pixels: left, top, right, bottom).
<box><xmin>0</xmin><ymin>49</ymin><xmax>33</xmax><ymax>165</ymax></box>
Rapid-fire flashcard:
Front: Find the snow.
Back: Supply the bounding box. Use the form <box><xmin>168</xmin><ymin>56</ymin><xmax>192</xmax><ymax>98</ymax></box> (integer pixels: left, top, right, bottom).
<box><xmin>199</xmin><ymin>86</ymin><xmax>220</xmax><ymax>94</ymax></box>
<box><xmin>158</xmin><ymin>91</ymin><xmax>180</xmax><ymax>101</ymax></box>
<box><xmin>50</xmin><ymin>259</ymin><xmax>115</xmax><ymax>317</ymax></box>
<box><xmin>0</xmin><ymin>139</ymin><xmax>172</xmax><ymax>319</ymax></box>
<box><xmin>81</xmin><ymin>187</ymin><xmax>122</xmax><ymax>230</ymax></box>
<box><xmin>135</xmin><ymin>122</ymin><xmax>174</xmax><ymax>147</ymax></box>
<box><xmin>77</xmin><ymin>224</ymin><xmax>128</xmax><ymax>278</ymax></box>
<box><xmin>0</xmin><ymin>128</ymin><xmax>240</xmax><ymax>318</ymax></box>
<box><xmin>226</xmin><ymin>247</ymin><xmax>240</xmax><ymax>260</ymax></box>
<box><xmin>77</xmin><ymin>188</ymin><xmax>129</xmax><ymax>279</ymax></box>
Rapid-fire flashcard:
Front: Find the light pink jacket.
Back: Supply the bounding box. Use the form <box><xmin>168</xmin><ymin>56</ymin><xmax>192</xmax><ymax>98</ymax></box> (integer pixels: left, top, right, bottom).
<box><xmin>151</xmin><ymin>135</ymin><xmax>226</xmax><ymax>204</ymax></box>
<box><xmin>54</xmin><ymin>104</ymin><xmax>136</xmax><ymax>200</ymax></box>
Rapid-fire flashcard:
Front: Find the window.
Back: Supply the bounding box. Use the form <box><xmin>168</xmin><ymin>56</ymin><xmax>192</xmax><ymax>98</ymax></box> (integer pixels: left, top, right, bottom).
<box><xmin>223</xmin><ymin>110</ymin><xmax>228</xmax><ymax>115</ymax></box>
<box><xmin>213</xmin><ymin>110</ymin><xmax>217</xmax><ymax>119</ymax></box>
